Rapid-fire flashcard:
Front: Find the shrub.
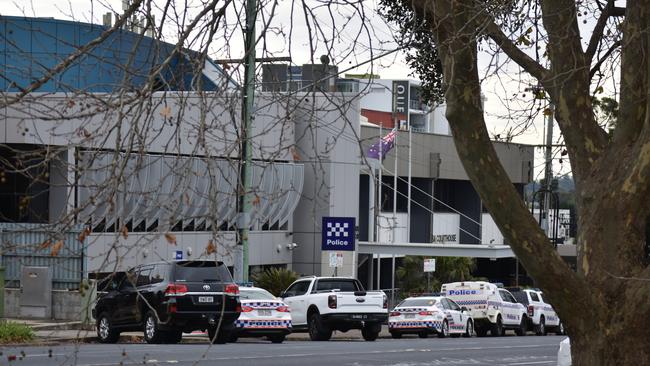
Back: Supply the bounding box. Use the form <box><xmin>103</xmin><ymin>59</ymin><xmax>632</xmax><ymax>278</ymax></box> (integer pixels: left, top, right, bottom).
<box><xmin>251</xmin><ymin>267</ymin><xmax>300</xmax><ymax>296</ymax></box>
<box><xmin>0</xmin><ymin>321</ymin><xmax>34</xmax><ymax>343</ymax></box>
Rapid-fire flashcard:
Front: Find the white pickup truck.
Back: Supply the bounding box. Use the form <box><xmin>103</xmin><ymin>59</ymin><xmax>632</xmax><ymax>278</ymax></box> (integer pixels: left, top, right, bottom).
<box><xmin>280</xmin><ymin>276</ymin><xmax>388</xmax><ymax>341</ymax></box>
<box><xmin>509</xmin><ymin>288</ymin><xmax>564</xmax><ymax>335</ymax></box>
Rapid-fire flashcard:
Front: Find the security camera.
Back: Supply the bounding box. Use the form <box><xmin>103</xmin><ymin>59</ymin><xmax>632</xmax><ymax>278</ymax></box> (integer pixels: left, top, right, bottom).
<box><xmin>286</xmin><ymin>243</ymin><xmax>298</xmax><ymax>250</ymax></box>
<box><xmin>186</xmin><ymin>247</ymin><xmax>192</xmax><ymax>257</ymax></box>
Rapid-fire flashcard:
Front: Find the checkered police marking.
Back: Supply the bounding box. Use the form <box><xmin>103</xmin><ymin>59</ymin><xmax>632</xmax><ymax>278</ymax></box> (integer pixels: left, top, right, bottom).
<box><xmin>235</xmin><ymin>319</ymin><xmax>292</xmax><ymax>329</ymax></box>
<box><xmin>322</xmin><ymin>217</ymin><xmax>356</xmax><ymax>251</ymax></box>
<box><xmin>389</xmin><ymin>321</ymin><xmax>442</xmax><ymax>329</ymax></box>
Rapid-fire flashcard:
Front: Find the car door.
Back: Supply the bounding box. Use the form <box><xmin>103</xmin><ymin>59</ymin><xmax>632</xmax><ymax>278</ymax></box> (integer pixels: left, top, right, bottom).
<box><xmin>498</xmin><ymin>289</ymin><xmax>520</xmax><ymax>326</ymax></box>
<box><xmin>113</xmin><ymin>268</ymin><xmax>139</xmax><ymax>326</ymax></box>
<box><xmin>442</xmin><ymin>298</ymin><xmax>464</xmax><ymax>333</ymax></box>
<box><xmin>537</xmin><ymin>292</ymin><xmax>560</xmax><ymax>326</ymax></box>
<box><xmin>133</xmin><ymin>265</ymin><xmax>155</xmax><ymax>324</ymax></box>
<box><xmin>281</xmin><ymin>281</ymin><xmax>311</xmax><ymax>326</ymax></box>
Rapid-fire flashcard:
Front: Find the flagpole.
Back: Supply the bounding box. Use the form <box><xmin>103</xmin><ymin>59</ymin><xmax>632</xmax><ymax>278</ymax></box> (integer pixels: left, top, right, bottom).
<box><xmin>407</xmin><ymin>123</ymin><xmax>412</xmax><ymax>243</ymax></box>
<box><xmin>377</xmin><ymin>124</ymin><xmax>383</xmax><ymax>291</ymax></box>
<box><xmin>392</xmin><ymin>124</ymin><xmax>398</xmax><ymax>309</ymax></box>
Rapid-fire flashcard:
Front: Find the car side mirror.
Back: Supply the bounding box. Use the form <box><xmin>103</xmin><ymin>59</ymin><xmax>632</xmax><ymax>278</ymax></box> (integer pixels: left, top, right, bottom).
<box><xmin>461</xmin><ymin>307</ymin><xmax>468</xmax><ymax>312</ymax></box>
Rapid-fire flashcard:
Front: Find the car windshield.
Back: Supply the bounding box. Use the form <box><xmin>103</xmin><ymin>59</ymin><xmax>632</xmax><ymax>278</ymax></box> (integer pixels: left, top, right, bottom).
<box><xmin>398</xmin><ymin>298</ymin><xmax>438</xmax><ymax>307</ymax></box>
<box><xmin>173</xmin><ymin>261</ymin><xmax>233</xmax><ymax>282</ymax></box>
<box><xmin>240</xmin><ymin>289</ymin><xmax>276</xmax><ymax>300</ymax></box>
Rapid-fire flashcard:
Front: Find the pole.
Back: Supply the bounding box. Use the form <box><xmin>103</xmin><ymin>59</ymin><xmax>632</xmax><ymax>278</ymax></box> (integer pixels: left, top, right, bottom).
<box><xmin>236</xmin><ymin>0</ymin><xmax>257</xmax><ymax>283</ymax></box>
<box><xmin>542</xmin><ymin>103</ymin><xmax>554</xmax><ymax>237</ymax></box>
<box><xmin>407</xmin><ymin>125</ymin><xmax>412</xmax><ymax>243</ymax></box>
<box><xmin>392</xmin><ymin>128</ymin><xmax>397</xmax><ymax>307</ymax></box>
<box><xmin>377</xmin><ymin>125</ymin><xmax>383</xmax><ymax>291</ymax></box>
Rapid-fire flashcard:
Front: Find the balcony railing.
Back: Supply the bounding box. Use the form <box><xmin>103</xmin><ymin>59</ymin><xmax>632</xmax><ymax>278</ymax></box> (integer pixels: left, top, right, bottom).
<box><xmin>409</xmin><ymin>100</ymin><xmax>429</xmax><ymax>111</ymax></box>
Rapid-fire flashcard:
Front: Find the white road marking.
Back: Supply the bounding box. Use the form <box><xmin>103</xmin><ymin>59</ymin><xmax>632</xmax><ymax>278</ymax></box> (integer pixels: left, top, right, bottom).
<box><xmin>507</xmin><ymin>361</ymin><xmax>555</xmax><ymax>365</ymax></box>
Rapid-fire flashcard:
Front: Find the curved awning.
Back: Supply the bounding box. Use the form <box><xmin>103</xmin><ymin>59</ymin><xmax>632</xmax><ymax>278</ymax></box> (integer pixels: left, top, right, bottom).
<box><xmin>77</xmin><ymin>152</ymin><xmax>304</xmax><ymax>231</ymax></box>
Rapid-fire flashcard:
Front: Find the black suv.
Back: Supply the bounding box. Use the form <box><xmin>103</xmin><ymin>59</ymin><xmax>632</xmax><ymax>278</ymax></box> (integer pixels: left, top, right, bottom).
<box><xmin>93</xmin><ymin>260</ymin><xmax>241</xmax><ymax>344</ymax></box>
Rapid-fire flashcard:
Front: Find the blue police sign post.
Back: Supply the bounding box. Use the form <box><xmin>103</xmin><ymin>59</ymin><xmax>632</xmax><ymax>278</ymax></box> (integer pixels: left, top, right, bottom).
<box><xmin>322</xmin><ymin>217</ymin><xmax>356</xmax><ymax>251</ymax></box>
<box><xmin>174</xmin><ymin>250</ymin><xmax>183</xmax><ymax>260</ymax></box>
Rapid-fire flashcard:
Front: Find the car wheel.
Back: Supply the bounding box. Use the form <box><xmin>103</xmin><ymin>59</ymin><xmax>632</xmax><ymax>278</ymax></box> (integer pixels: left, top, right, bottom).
<box><xmin>515</xmin><ymin>316</ymin><xmax>527</xmax><ymax>336</ymax></box>
<box><xmin>229</xmin><ymin>333</ymin><xmax>239</xmax><ymax>343</ymax></box>
<box><xmin>535</xmin><ymin>316</ymin><xmax>546</xmax><ymax>336</ymax></box>
<box><xmin>361</xmin><ymin>322</ymin><xmax>381</xmax><ymax>341</ymax></box>
<box><xmin>308</xmin><ymin>313</ymin><xmax>332</xmax><ymax>341</ymax></box>
<box><xmin>418</xmin><ymin>331</ymin><xmax>429</xmax><ymax>339</ymax></box>
<box><xmin>96</xmin><ymin>312</ymin><xmax>120</xmax><ymax>343</ymax></box>
<box><xmin>390</xmin><ymin>331</ymin><xmax>402</xmax><ymax>339</ymax></box>
<box><xmin>555</xmin><ymin>321</ymin><xmax>565</xmax><ymax>335</ymax></box>
<box><xmin>207</xmin><ymin>326</ymin><xmax>230</xmax><ymax>344</ymax></box>
<box><xmin>463</xmin><ymin>320</ymin><xmax>474</xmax><ymax>338</ymax></box>
<box><xmin>438</xmin><ymin>320</ymin><xmax>449</xmax><ymax>338</ymax></box>
<box><xmin>269</xmin><ymin>334</ymin><xmax>286</xmax><ymax>344</ymax></box>
<box><xmin>491</xmin><ymin>316</ymin><xmax>503</xmax><ymax>337</ymax></box>
<box><xmin>143</xmin><ymin>311</ymin><xmax>166</xmax><ymax>344</ymax></box>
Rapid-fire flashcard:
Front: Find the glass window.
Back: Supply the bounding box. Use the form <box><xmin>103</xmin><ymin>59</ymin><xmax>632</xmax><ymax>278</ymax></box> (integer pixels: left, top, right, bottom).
<box><xmin>173</xmin><ymin>261</ymin><xmax>233</xmax><ymax>282</ymax></box>
<box><xmin>284</xmin><ymin>281</ymin><xmax>310</xmax><ymax>297</ymax></box>
<box><xmin>529</xmin><ymin>291</ymin><xmax>540</xmax><ymax>302</ymax></box>
<box><xmin>446</xmin><ymin>298</ymin><xmax>461</xmax><ymax>311</ymax></box>
<box><xmin>136</xmin><ymin>266</ymin><xmax>153</xmax><ymax>287</ymax></box>
<box><xmin>150</xmin><ymin>264</ymin><xmax>168</xmax><ymax>284</ymax></box>
<box><xmin>314</xmin><ymin>279</ymin><xmax>360</xmax><ymax>292</ymax></box>
<box><xmin>538</xmin><ymin>293</ymin><xmax>545</xmax><ymax>303</ymax></box>
<box><xmin>240</xmin><ymin>289</ymin><xmax>276</xmax><ymax>300</ymax></box>
<box><xmin>398</xmin><ymin>298</ymin><xmax>438</xmax><ymax>307</ymax></box>
<box><xmin>499</xmin><ymin>290</ymin><xmax>514</xmax><ymax>303</ymax></box>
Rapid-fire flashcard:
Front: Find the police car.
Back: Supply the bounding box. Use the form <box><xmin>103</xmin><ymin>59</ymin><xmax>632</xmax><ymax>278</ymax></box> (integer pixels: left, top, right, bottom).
<box><xmin>442</xmin><ymin>281</ymin><xmax>527</xmax><ymax>337</ymax></box>
<box><xmin>231</xmin><ymin>286</ymin><xmax>292</xmax><ymax>343</ymax></box>
<box><xmin>510</xmin><ymin>288</ymin><xmax>564</xmax><ymax>335</ymax></box>
<box><xmin>388</xmin><ymin>296</ymin><xmax>474</xmax><ymax>338</ymax></box>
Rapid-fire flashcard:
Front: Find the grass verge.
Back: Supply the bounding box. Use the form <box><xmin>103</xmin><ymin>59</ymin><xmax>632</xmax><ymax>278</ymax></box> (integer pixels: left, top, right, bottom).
<box><xmin>0</xmin><ymin>321</ymin><xmax>35</xmax><ymax>343</ymax></box>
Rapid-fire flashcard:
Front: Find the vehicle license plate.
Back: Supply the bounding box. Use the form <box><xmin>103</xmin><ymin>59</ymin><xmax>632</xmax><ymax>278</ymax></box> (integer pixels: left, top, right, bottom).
<box><xmin>405</xmin><ymin>313</ymin><xmax>416</xmax><ymax>319</ymax></box>
<box><xmin>258</xmin><ymin>309</ymin><xmax>272</xmax><ymax>316</ymax></box>
<box><xmin>352</xmin><ymin>314</ymin><xmax>367</xmax><ymax>320</ymax></box>
<box><xmin>198</xmin><ymin>296</ymin><xmax>213</xmax><ymax>303</ymax></box>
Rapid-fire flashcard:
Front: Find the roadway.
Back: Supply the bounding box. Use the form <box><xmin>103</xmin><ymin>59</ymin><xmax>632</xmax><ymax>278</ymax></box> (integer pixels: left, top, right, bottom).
<box><xmin>2</xmin><ymin>335</ymin><xmax>565</xmax><ymax>366</ymax></box>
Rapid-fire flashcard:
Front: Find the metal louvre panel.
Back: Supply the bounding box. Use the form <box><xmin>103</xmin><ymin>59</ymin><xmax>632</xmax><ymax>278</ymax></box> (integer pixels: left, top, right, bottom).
<box><xmin>76</xmin><ymin>153</ymin><xmax>304</xmax><ymax>231</ymax></box>
<box><xmin>0</xmin><ymin>223</ymin><xmax>84</xmax><ymax>289</ymax></box>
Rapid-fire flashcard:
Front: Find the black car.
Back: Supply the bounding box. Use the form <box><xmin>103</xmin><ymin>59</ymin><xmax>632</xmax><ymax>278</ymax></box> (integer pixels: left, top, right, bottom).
<box><xmin>93</xmin><ymin>260</ymin><xmax>241</xmax><ymax>344</ymax></box>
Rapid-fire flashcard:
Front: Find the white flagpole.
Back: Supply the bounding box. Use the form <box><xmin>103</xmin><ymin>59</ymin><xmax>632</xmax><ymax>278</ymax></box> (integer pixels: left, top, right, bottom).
<box><xmin>393</xmin><ymin>129</ymin><xmax>398</xmax><ymax>241</ymax></box>
<box><xmin>377</xmin><ymin>124</ymin><xmax>383</xmax><ymax>291</ymax></box>
<box><xmin>407</xmin><ymin>124</ymin><xmax>412</xmax><ymax>243</ymax></box>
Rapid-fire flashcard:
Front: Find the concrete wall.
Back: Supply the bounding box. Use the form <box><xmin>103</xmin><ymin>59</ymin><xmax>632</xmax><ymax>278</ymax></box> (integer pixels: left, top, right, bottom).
<box><xmin>361</xmin><ymin>125</ymin><xmax>534</xmax><ymax>184</ymax></box>
<box><xmin>292</xmin><ymin>93</ymin><xmax>361</xmax><ymax>277</ymax></box>
<box><xmin>4</xmin><ymin>288</ymin><xmax>84</xmax><ymax>320</ymax></box>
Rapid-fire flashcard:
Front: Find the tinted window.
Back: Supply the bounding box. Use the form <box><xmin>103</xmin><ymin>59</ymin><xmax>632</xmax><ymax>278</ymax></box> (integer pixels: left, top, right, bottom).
<box><xmin>136</xmin><ymin>266</ymin><xmax>153</xmax><ymax>286</ymax></box>
<box><xmin>440</xmin><ymin>298</ymin><xmax>450</xmax><ymax>310</ymax></box>
<box><xmin>314</xmin><ymin>279</ymin><xmax>359</xmax><ymax>292</ymax></box>
<box><xmin>240</xmin><ymin>289</ymin><xmax>275</xmax><ymax>300</ymax></box>
<box><xmin>529</xmin><ymin>291</ymin><xmax>540</xmax><ymax>302</ymax></box>
<box><xmin>511</xmin><ymin>291</ymin><xmax>529</xmax><ymax>305</ymax></box>
<box><xmin>173</xmin><ymin>261</ymin><xmax>233</xmax><ymax>282</ymax></box>
<box><xmin>284</xmin><ymin>281</ymin><xmax>310</xmax><ymax>297</ymax></box>
<box><xmin>499</xmin><ymin>290</ymin><xmax>515</xmax><ymax>303</ymax></box>
<box><xmin>446</xmin><ymin>298</ymin><xmax>461</xmax><ymax>311</ymax></box>
<box><xmin>150</xmin><ymin>264</ymin><xmax>168</xmax><ymax>284</ymax></box>
<box><xmin>538</xmin><ymin>293</ymin><xmax>545</xmax><ymax>303</ymax></box>
<box><xmin>398</xmin><ymin>298</ymin><xmax>438</xmax><ymax>307</ymax></box>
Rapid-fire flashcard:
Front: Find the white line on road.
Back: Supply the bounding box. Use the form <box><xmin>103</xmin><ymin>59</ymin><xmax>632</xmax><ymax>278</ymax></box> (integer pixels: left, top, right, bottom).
<box><xmin>507</xmin><ymin>361</ymin><xmax>555</xmax><ymax>365</ymax></box>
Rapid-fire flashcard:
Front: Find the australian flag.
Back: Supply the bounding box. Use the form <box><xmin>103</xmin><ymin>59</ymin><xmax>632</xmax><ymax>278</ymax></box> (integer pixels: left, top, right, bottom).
<box><xmin>367</xmin><ymin>127</ymin><xmax>397</xmax><ymax>160</ymax></box>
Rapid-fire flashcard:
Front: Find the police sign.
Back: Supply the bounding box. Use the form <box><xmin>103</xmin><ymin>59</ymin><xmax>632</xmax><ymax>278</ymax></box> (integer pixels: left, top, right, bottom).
<box><xmin>322</xmin><ymin>217</ymin><xmax>355</xmax><ymax>251</ymax></box>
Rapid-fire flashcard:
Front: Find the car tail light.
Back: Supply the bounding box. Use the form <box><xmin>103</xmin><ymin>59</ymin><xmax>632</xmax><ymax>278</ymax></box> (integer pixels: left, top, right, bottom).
<box><xmin>328</xmin><ymin>294</ymin><xmax>337</xmax><ymax>309</ymax></box>
<box><xmin>276</xmin><ymin>306</ymin><xmax>290</xmax><ymax>313</ymax></box>
<box><xmin>390</xmin><ymin>311</ymin><xmax>401</xmax><ymax>317</ymax></box>
<box><xmin>419</xmin><ymin>311</ymin><xmax>434</xmax><ymax>316</ymax></box>
<box><xmin>528</xmin><ymin>305</ymin><xmax>534</xmax><ymax>317</ymax></box>
<box><xmin>165</xmin><ymin>283</ymin><xmax>188</xmax><ymax>296</ymax></box>
<box><xmin>225</xmin><ymin>284</ymin><xmax>240</xmax><ymax>295</ymax></box>
<box><xmin>240</xmin><ymin>305</ymin><xmax>254</xmax><ymax>312</ymax></box>
<box><xmin>383</xmin><ymin>294</ymin><xmax>388</xmax><ymax>309</ymax></box>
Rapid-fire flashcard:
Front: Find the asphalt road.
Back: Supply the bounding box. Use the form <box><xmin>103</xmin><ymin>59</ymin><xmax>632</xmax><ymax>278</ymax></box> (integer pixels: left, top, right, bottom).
<box><xmin>1</xmin><ymin>335</ymin><xmax>565</xmax><ymax>366</ymax></box>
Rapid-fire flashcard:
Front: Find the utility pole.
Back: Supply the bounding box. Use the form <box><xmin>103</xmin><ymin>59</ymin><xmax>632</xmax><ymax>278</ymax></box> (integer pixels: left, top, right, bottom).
<box><xmin>542</xmin><ymin>103</ymin><xmax>554</xmax><ymax>236</ymax></box>
<box><xmin>236</xmin><ymin>0</ymin><xmax>257</xmax><ymax>283</ymax></box>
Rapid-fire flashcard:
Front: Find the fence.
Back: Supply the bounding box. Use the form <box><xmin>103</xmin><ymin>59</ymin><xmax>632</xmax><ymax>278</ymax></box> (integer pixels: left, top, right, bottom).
<box><xmin>0</xmin><ymin>223</ymin><xmax>85</xmax><ymax>290</ymax></box>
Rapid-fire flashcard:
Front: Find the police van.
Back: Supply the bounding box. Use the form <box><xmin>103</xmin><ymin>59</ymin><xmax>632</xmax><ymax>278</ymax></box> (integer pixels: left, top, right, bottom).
<box><xmin>441</xmin><ymin>281</ymin><xmax>527</xmax><ymax>337</ymax></box>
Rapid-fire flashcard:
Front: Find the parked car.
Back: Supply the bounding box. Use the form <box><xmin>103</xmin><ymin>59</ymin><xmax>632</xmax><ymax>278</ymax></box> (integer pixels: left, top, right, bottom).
<box><xmin>388</xmin><ymin>296</ymin><xmax>474</xmax><ymax>339</ymax></box>
<box><xmin>509</xmin><ymin>288</ymin><xmax>564</xmax><ymax>335</ymax></box>
<box><xmin>280</xmin><ymin>276</ymin><xmax>388</xmax><ymax>341</ymax></box>
<box><xmin>230</xmin><ymin>286</ymin><xmax>292</xmax><ymax>343</ymax></box>
<box><xmin>93</xmin><ymin>260</ymin><xmax>241</xmax><ymax>344</ymax></box>
<box><xmin>441</xmin><ymin>281</ymin><xmax>527</xmax><ymax>337</ymax></box>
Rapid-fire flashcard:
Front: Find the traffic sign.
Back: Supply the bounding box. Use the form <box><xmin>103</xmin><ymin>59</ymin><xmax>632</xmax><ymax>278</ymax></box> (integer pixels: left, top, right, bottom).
<box><xmin>424</xmin><ymin>258</ymin><xmax>436</xmax><ymax>272</ymax></box>
<box><xmin>329</xmin><ymin>252</ymin><xmax>344</xmax><ymax>268</ymax></box>
<box><xmin>174</xmin><ymin>250</ymin><xmax>183</xmax><ymax>260</ymax></box>
<box><xmin>322</xmin><ymin>217</ymin><xmax>355</xmax><ymax>251</ymax></box>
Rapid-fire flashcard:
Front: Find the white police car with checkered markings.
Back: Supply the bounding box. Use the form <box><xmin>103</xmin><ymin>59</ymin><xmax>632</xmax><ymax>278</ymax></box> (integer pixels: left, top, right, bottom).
<box><xmin>389</xmin><ymin>296</ymin><xmax>474</xmax><ymax>339</ymax></box>
<box><xmin>230</xmin><ymin>286</ymin><xmax>292</xmax><ymax>343</ymax></box>
<box><xmin>442</xmin><ymin>281</ymin><xmax>528</xmax><ymax>337</ymax></box>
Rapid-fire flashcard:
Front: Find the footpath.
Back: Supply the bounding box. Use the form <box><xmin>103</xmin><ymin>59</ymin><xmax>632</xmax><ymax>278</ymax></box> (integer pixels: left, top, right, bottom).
<box><xmin>3</xmin><ymin>318</ymin><xmax>393</xmax><ymax>344</ymax></box>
